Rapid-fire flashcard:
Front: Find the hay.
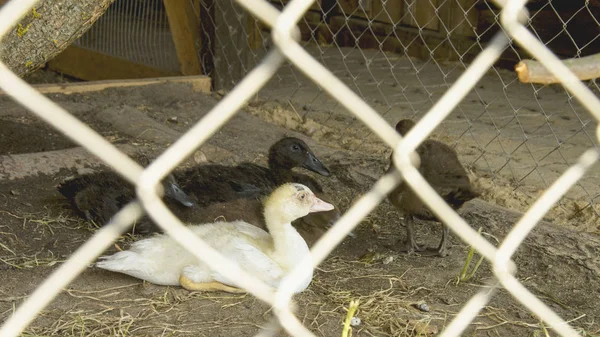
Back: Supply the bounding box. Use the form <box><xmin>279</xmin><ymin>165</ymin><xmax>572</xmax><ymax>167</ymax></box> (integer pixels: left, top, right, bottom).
<box><xmin>300</xmin><ymin>257</ymin><xmax>443</xmax><ymax>337</ymax></box>
<box><xmin>19</xmin><ymin>284</ymin><xmax>261</xmax><ymax>337</ymax></box>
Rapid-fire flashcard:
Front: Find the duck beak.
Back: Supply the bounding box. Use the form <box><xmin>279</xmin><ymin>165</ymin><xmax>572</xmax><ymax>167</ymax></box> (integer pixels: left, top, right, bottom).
<box><xmin>164</xmin><ymin>182</ymin><xmax>195</xmax><ymax>207</ymax></box>
<box><xmin>309</xmin><ymin>196</ymin><xmax>335</xmax><ymax>213</ymax></box>
<box><xmin>303</xmin><ymin>152</ymin><xmax>331</xmax><ymax>176</ymax></box>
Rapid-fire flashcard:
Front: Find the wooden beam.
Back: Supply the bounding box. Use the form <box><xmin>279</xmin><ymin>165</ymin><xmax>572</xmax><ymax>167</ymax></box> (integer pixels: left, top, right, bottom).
<box><xmin>0</xmin><ymin>75</ymin><xmax>211</xmax><ymax>96</ymax></box>
<box><xmin>163</xmin><ymin>0</ymin><xmax>203</xmax><ymax>75</ymax></box>
<box><xmin>247</xmin><ymin>14</ymin><xmax>263</xmax><ymax>50</ymax></box>
<box><xmin>449</xmin><ymin>0</ymin><xmax>478</xmax><ymax>37</ymax></box>
<box><xmin>330</xmin><ymin>16</ymin><xmax>479</xmax><ymax>62</ymax></box>
<box><xmin>516</xmin><ymin>53</ymin><xmax>600</xmax><ymax>84</ymax></box>
<box><xmin>47</xmin><ymin>45</ymin><xmax>180</xmax><ymax>81</ymax></box>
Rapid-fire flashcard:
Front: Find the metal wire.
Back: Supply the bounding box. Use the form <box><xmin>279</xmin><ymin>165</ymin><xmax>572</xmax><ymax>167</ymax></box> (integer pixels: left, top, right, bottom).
<box><xmin>1</xmin><ymin>0</ymin><xmax>599</xmax><ymax>336</ymax></box>
<box><xmin>75</xmin><ymin>0</ymin><xmax>181</xmax><ymax>73</ymax></box>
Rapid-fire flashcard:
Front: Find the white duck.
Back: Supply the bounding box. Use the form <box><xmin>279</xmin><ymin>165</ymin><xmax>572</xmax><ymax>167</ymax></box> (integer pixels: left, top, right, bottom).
<box><xmin>95</xmin><ymin>183</ymin><xmax>334</xmax><ymax>294</ymax></box>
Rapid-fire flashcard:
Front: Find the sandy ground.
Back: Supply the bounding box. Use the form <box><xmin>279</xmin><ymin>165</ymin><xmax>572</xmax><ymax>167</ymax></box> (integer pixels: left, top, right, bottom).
<box><xmin>0</xmin><ymin>78</ymin><xmax>599</xmax><ymax>336</ymax></box>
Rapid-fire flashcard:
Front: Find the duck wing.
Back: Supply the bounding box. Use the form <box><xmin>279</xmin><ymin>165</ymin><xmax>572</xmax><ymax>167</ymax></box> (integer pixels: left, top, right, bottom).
<box><xmin>229</xmin><ymin>181</ymin><xmax>266</xmax><ymax>199</ymax></box>
<box><xmin>216</xmin><ymin>241</ymin><xmax>285</xmax><ymax>288</ymax></box>
<box><xmin>57</xmin><ymin>172</ymin><xmax>134</xmax><ymax>224</ymax></box>
<box><xmin>417</xmin><ymin>140</ymin><xmax>478</xmax><ymax>207</ymax></box>
<box><xmin>387</xmin><ymin>139</ymin><xmax>478</xmax><ymax>220</ymax></box>
<box><xmin>187</xmin><ymin>222</ymin><xmax>284</xmax><ymax>287</ymax></box>
<box><xmin>175</xmin><ymin>163</ymin><xmax>277</xmax><ymax>206</ymax></box>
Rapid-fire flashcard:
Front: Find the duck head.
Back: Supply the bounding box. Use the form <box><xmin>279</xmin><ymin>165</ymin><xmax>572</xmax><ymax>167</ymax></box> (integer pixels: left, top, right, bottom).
<box><xmin>163</xmin><ymin>174</ymin><xmax>195</xmax><ymax>207</ymax></box>
<box><xmin>264</xmin><ymin>183</ymin><xmax>334</xmax><ymax>225</ymax></box>
<box><xmin>389</xmin><ymin>119</ymin><xmax>422</xmax><ymax>169</ymax></box>
<box><xmin>268</xmin><ymin>137</ymin><xmax>330</xmax><ymax>176</ymax></box>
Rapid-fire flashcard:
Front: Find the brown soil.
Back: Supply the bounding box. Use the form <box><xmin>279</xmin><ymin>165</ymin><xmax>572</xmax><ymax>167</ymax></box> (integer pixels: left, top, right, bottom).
<box><xmin>0</xmin><ymin>81</ymin><xmax>599</xmax><ymax>337</ymax></box>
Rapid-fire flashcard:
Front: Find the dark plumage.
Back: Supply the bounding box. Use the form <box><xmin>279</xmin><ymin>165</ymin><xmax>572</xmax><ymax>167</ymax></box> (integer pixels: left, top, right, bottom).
<box><xmin>57</xmin><ymin>171</ymin><xmax>195</xmax><ymax>234</ymax></box>
<box><xmin>175</xmin><ymin>137</ymin><xmax>330</xmax><ymax>206</ymax></box>
<box><xmin>387</xmin><ymin>119</ymin><xmax>479</xmax><ymax>256</ymax></box>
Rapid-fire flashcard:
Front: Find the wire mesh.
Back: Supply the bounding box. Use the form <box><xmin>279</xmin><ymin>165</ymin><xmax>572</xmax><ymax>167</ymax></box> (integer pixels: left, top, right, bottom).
<box><xmin>245</xmin><ymin>0</ymin><xmax>600</xmax><ymax>234</ymax></box>
<box><xmin>74</xmin><ymin>0</ymin><xmax>181</xmax><ymax>73</ymax></box>
<box><xmin>1</xmin><ymin>0</ymin><xmax>600</xmax><ymax>336</ymax></box>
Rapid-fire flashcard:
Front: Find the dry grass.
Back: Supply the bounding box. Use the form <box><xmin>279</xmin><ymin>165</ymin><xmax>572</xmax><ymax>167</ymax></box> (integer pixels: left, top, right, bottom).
<box><xmin>0</xmin><ymin>134</ymin><xmax>596</xmax><ymax>336</ymax></box>
<box><xmin>299</xmin><ymin>257</ymin><xmax>443</xmax><ymax>337</ymax></box>
<box><xmin>0</xmin><ymin>208</ymin><xmax>156</xmax><ymax>273</ymax></box>
<box><xmin>17</xmin><ymin>284</ymin><xmax>264</xmax><ymax>337</ymax></box>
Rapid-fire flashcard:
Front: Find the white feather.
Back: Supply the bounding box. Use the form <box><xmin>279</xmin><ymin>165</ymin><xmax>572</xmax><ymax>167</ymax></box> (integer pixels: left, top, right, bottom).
<box><xmin>95</xmin><ymin>184</ymin><xmax>322</xmax><ymax>294</ymax></box>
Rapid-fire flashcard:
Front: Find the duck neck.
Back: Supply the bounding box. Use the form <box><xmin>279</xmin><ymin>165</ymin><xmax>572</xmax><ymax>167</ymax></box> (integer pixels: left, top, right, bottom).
<box><xmin>268</xmin><ymin>160</ymin><xmax>294</xmax><ymax>184</ymax></box>
<box><xmin>263</xmin><ymin>207</ymin><xmax>308</xmax><ymax>267</ymax></box>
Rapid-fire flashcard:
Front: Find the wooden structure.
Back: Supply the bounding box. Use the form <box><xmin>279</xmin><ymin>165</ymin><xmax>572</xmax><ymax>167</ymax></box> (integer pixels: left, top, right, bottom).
<box><xmin>477</xmin><ymin>0</ymin><xmax>600</xmax><ymax>67</ymax></box>
<box><xmin>0</xmin><ymin>75</ymin><xmax>211</xmax><ymax>96</ymax></box>
<box><xmin>259</xmin><ymin>0</ymin><xmax>480</xmax><ymax>62</ymax></box>
<box><xmin>259</xmin><ymin>0</ymin><xmax>600</xmax><ymax>66</ymax></box>
<box><xmin>14</xmin><ymin>0</ymin><xmax>598</xmax><ymax>89</ymax></box>
<box><xmin>47</xmin><ymin>0</ymin><xmax>204</xmax><ymax>81</ymax></box>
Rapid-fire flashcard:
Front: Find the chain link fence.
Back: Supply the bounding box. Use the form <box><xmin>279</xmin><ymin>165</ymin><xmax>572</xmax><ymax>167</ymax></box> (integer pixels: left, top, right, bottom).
<box><xmin>1</xmin><ymin>0</ymin><xmax>600</xmax><ymax>336</ymax></box>
<box><xmin>199</xmin><ymin>0</ymin><xmax>600</xmax><ymax>232</ymax></box>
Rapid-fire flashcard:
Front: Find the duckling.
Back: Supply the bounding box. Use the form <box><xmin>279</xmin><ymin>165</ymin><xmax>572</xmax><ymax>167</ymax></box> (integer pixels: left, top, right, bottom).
<box><xmin>175</xmin><ymin>137</ymin><xmax>330</xmax><ymax>206</ymax></box>
<box><xmin>57</xmin><ymin>171</ymin><xmax>195</xmax><ymax>233</ymax></box>
<box><xmin>387</xmin><ymin>119</ymin><xmax>479</xmax><ymax>257</ymax></box>
<box><xmin>95</xmin><ymin>183</ymin><xmax>334</xmax><ymax>294</ymax></box>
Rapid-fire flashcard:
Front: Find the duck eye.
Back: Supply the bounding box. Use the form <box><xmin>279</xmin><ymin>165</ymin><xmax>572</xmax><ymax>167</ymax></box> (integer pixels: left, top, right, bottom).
<box><xmin>299</xmin><ymin>193</ymin><xmax>306</xmax><ymax>200</ymax></box>
<box><xmin>291</xmin><ymin>145</ymin><xmax>300</xmax><ymax>151</ymax></box>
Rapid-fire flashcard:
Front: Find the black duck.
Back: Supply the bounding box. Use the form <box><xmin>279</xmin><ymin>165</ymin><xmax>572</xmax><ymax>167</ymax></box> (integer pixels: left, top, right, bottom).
<box><xmin>175</xmin><ymin>137</ymin><xmax>330</xmax><ymax>206</ymax></box>
<box><xmin>387</xmin><ymin>119</ymin><xmax>478</xmax><ymax>257</ymax></box>
<box><xmin>57</xmin><ymin>171</ymin><xmax>195</xmax><ymax>233</ymax></box>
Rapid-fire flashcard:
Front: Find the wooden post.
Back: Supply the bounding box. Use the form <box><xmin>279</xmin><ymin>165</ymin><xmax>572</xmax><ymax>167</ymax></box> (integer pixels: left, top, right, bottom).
<box><xmin>449</xmin><ymin>0</ymin><xmax>478</xmax><ymax>37</ymax></box>
<box><xmin>163</xmin><ymin>0</ymin><xmax>203</xmax><ymax>75</ymax></box>
<box><xmin>213</xmin><ymin>0</ymin><xmax>250</xmax><ymax>90</ymax></box>
<box><xmin>247</xmin><ymin>14</ymin><xmax>263</xmax><ymax>50</ymax></box>
<box><xmin>47</xmin><ymin>45</ymin><xmax>180</xmax><ymax>80</ymax></box>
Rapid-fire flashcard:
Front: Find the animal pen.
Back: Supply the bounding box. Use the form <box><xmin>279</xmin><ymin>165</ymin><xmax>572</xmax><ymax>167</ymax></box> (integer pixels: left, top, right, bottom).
<box><xmin>1</xmin><ymin>0</ymin><xmax>600</xmax><ymax>336</ymax></box>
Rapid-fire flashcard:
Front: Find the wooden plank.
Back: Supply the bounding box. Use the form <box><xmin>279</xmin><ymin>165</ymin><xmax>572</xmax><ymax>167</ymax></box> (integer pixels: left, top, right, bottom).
<box><xmin>375</xmin><ymin>0</ymin><xmax>403</xmax><ymax>25</ymax></box>
<box><xmin>0</xmin><ymin>0</ymin><xmax>9</xmax><ymax>7</ymax></box>
<box><xmin>247</xmin><ymin>13</ymin><xmax>263</xmax><ymax>50</ymax></box>
<box><xmin>272</xmin><ymin>0</ymin><xmax>322</xmax><ymax>11</ymax></box>
<box><xmin>252</xmin><ymin>10</ymin><xmax>329</xmax><ymax>45</ymax></box>
<box><xmin>403</xmin><ymin>0</ymin><xmax>440</xmax><ymax>31</ymax></box>
<box><xmin>0</xmin><ymin>75</ymin><xmax>211</xmax><ymax>96</ymax></box>
<box><xmin>330</xmin><ymin>15</ymin><xmax>479</xmax><ymax>61</ymax></box>
<box><xmin>47</xmin><ymin>45</ymin><xmax>180</xmax><ymax>81</ymax></box>
<box><xmin>163</xmin><ymin>0</ymin><xmax>203</xmax><ymax>75</ymax></box>
<box><xmin>417</xmin><ymin>0</ymin><xmax>439</xmax><ymax>30</ymax></box>
<box><xmin>338</xmin><ymin>0</ymin><xmax>371</xmax><ymax>21</ymax></box>
<box><xmin>337</xmin><ymin>0</ymin><xmax>404</xmax><ymax>25</ymax></box>
<box><xmin>402</xmin><ymin>0</ymin><xmax>417</xmax><ymax>27</ymax></box>
<box><xmin>449</xmin><ymin>0</ymin><xmax>478</xmax><ymax>37</ymax></box>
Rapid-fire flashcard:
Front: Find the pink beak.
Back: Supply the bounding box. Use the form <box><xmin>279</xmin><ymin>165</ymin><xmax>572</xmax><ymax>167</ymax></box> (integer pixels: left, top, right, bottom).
<box><xmin>310</xmin><ymin>195</ymin><xmax>335</xmax><ymax>213</ymax></box>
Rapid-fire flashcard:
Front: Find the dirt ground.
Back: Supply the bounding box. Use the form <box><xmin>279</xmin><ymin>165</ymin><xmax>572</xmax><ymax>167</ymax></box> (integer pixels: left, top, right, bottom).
<box><xmin>0</xmin><ymin>75</ymin><xmax>599</xmax><ymax>337</ymax></box>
